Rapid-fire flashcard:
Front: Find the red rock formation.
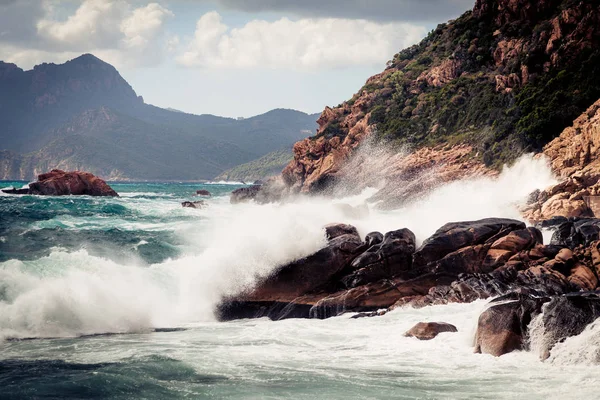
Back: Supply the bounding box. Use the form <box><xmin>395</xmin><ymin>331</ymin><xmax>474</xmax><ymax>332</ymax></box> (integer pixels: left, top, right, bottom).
<box><xmin>522</xmin><ymin>99</ymin><xmax>600</xmax><ymax>221</ymax></box>
<box><xmin>28</xmin><ymin>169</ymin><xmax>118</xmax><ymax>197</ymax></box>
<box><xmin>281</xmin><ymin>0</ymin><xmax>600</xmax><ymax>197</ymax></box>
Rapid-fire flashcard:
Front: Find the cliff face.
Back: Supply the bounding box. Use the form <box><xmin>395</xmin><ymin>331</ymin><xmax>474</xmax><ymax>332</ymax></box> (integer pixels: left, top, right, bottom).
<box><xmin>283</xmin><ymin>0</ymin><xmax>600</xmax><ymax>193</ymax></box>
<box><xmin>522</xmin><ymin>98</ymin><xmax>600</xmax><ymax>221</ymax></box>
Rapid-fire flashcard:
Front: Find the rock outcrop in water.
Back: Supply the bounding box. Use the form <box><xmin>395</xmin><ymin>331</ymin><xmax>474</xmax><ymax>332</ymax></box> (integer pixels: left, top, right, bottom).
<box><xmin>182</xmin><ymin>201</ymin><xmax>205</xmax><ymax>209</ymax></box>
<box><xmin>27</xmin><ymin>169</ymin><xmax>118</xmax><ymax>197</ymax></box>
<box><xmin>404</xmin><ymin>322</ymin><xmax>458</xmax><ymax>340</ymax></box>
<box><xmin>217</xmin><ymin>216</ymin><xmax>600</xmax><ymax>326</ymax></box>
<box><xmin>474</xmin><ymin>292</ymin><xmax>600</xmax><ymax>358</ymax></box>
<box><xmin>217</xmin><ymin>218</ymin><xmax>537</xmax><ymax>320</ymax></box>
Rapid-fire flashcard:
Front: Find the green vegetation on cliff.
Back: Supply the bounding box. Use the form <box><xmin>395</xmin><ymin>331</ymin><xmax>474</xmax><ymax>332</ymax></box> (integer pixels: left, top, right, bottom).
<box><xmin>316</xmin><ymin>0</ymin><xmax>600</xmax><ymax>168</ymax></box>
<box><xmin>216</xmin><ymin>149</ymin><xmax>293</xmax><ymax>182</ymax></box>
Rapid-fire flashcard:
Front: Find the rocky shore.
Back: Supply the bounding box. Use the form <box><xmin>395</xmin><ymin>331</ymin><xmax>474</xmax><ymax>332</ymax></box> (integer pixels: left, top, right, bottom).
<box><xmin>217</xmin><ymin>216</ymin><xmax>600</xmax><ymax>358</ymax></box>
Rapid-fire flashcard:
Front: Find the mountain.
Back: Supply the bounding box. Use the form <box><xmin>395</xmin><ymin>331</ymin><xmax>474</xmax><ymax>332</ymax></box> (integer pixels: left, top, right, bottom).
<box><xmin>216</xmin><ymin>149</ymin><xmax>293</xmax><ymax>183</ymax></box>
<box><xmin>282</xmin><ymin>0</ymin><xmax>600</xmax><ymax>193</ymax></box>
<box><xmin>0</xmin><ymin>54</ymin><xmax>317</xmax><ymax>181</ymax></box>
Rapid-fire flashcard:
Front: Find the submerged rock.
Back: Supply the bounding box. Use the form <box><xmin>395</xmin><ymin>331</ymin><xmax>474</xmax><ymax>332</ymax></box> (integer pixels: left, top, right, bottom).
<box><xmin>27</xmin><ymin>169</ymin><xmax>118</xmax><ymax>197</ymax></box>
<box><xmin>1</xmin><ymin>187</ymin><xmax>29</xmax><ymax>194</ymax></box>
<box><xmin>404</xmin><ymin>322</ymin><xmax>458</xmax><ymax>340</ymax></box>
<box><xmin>195</xmin><ymin>190</ymin><xmax>211</xmax><ymax>196</ymax></box>
<box><xmin>182</xmin><ymin>201</ymin><xmax>206</xmax><ymax>209</ymax></box>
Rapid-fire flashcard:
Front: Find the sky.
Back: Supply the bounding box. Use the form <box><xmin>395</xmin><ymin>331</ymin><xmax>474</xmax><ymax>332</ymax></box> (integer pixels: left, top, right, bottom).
<box><xmin>0</xmin><ymin>0</ymin><xmax>474</xmax><ymax>118</ymax></box>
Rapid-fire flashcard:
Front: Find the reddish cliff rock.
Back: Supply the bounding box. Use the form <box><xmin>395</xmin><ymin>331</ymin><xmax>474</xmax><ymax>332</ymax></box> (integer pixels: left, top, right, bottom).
<box><xmin>522</xmin><ymin>99</ymin><xmax>600</xmax><ymax>221</ymax></box>
<box><xmin>281</xmin><ymin>0</ymin><xmax>600</xmax><ymax>198</ymax></box>
<box><xmin>28</xmin><ymin>169</ymin><xmax>118</xmax><ymax>197</ymax></box>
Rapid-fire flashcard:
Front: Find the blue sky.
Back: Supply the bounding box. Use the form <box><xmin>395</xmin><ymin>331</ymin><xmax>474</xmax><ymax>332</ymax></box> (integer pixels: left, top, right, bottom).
<box><xmin>0</xmin><ymin>0</ymin><xmax>473</xmax><ymax>117</ymax></box>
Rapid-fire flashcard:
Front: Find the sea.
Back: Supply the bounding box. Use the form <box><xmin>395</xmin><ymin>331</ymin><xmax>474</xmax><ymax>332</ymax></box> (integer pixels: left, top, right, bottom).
<box><xmin>1</xmin><ymin>157</ymin><xmax>599</xmax><ymax>399</ymax></box>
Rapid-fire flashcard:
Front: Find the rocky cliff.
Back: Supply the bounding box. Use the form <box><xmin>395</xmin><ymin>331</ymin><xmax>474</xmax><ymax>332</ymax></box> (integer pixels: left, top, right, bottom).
<box><xmin>522</xmin><ymin>98</ymin><xmax>600</xmax><ymax>221</ymax></box>
<box><xmin>283</xmin><ymin>0</ymin><xmax>600</xmax><ymax>194</ymax></box>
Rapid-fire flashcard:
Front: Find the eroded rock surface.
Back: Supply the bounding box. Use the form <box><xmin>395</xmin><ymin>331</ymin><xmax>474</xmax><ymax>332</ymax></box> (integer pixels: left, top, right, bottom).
<box><xmin>27</xmin><ymin>169</ymin><xmax>118</xmax><ymax>197</ymax></box>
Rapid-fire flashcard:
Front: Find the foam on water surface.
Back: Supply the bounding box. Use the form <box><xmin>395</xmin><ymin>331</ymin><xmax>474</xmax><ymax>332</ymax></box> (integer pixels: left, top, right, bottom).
<box><xmin>0</xmin><ymin>156</ymin><xmax>599</xmax><ymax>398</ymax></box>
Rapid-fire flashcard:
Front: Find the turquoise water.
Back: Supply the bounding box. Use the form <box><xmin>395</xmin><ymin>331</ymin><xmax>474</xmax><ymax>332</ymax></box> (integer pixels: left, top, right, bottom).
<box><xmin>0</xmin><ymin>181</ymin><xmax>237</xmax><ymax>264</ymax></box>
<box><xmin>1</xmin><ymin>180</ymin><xmax>600</xmax><ymax>399</ymax></box>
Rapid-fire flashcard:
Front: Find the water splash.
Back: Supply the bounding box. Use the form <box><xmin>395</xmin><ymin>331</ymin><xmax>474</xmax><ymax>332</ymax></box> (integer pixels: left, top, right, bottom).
<box><xmin>0</xmin><ymin>153</ymin><xmax>558</xmax><ymax>339</ymax></box>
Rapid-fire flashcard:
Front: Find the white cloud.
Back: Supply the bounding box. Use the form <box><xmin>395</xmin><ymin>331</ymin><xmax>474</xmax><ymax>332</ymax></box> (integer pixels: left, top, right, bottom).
<box><xmin>1</xmin><ymin>0</ymin><xmax>175</xmax><ymax>68</ymax></box>
<box><xmin>178</xmin><ymin>11</ymin><xmax>426</xmax><ymax>69</ymax></box>
<box><xmin>37</xmin><ymin>0</ymin><xmax>127</xmax><ymax>49</ymax></box>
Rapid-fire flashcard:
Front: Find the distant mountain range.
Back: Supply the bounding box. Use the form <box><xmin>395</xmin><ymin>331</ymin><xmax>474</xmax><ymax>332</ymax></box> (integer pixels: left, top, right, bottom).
<box><xmin>0</xmin><ymin>54</ymin><xmax>318</xmax><ymax>181</ymax></box>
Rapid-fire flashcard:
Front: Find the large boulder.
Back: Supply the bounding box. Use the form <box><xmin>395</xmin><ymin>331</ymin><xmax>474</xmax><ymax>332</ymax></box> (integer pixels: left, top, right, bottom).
<box><xmin>217</xmin><ymin>223</ymin><xmax>366</xmax><ymax>321</ymax></box>
<box><xmin>413</xmin><ymin>218</ymin><xmax>526</xmax><ymax>270</ymax></box>
<box><xmin>404</xmin><ymin>322</ymin><xmax>458</xmax><ymax>340</ymax></box>
<box><xmin>474</xmin><ymin>293</ymin><xmax>547</xmax><ymax>357</ymax></box>
<box><xmin>536</xmin><ymin>294</ymin><xmax>600</xmax><ymax>360</ymax></box>
<box><xmin>195</xmin><ymin>189</ymin><xmax>211</xmax><ymax>196</ymax></box>
<box><xmin>341</xmin><ymin>228</ymin><xmax>416</xmax><ymax>288</ymax></box>
<box><xmin>544</xmin><ymin>217</ymin><xmax>600</xmax><ymax>248</ymax></box>
<box><xmin>27</xmin><ymin>170</ymin><xmax>118</xmax><ymax>196</ymax></box>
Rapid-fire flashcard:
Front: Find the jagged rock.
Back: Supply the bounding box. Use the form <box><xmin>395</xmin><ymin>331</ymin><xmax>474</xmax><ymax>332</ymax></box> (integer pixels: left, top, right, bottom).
<box><xmin>404</xmin><ymin>322</ymin><xmax>458</xmax><ymax>340</ymax></box>
<box><xmin>536</xmin><ymin>294</ymin><xmax>600</xmax><ymax>359</ymax></box>
<box><xmin>546</xmin><ymin>217</ymin><xmax>600</xmax><ymax>248</ymax></box>
<box><xmin>217</xmin><ymin>225</ymin><xmax>365</xmax><ymax>321</ymax></box>
<box><xmin>308</xmin><ymin>273</ymin><xmax>457</xmax><ymax>319</ymax></box>
<box><xmin>524</xmin><ymin>99</ymin><xmax>600</xmax><ymax>222</ymax></box>
<box><xmin>182</xmin><ymin>201</ymin><xmax>205</xmax><ymax>209</ymax></box>
<box><xmin>230</xmin><ymin>185</ymin><xmax>262</xmax><ymax>204</ymax></box>
<box><xmin>413</xmin><ymin>218</ymin><xmax>526</xmax><ymax>271</ymax></box>
<box><xmin>280</xmin><ymin>0</ymin><xmax>600</xmax><ymax>200</ymax></box>
<box><xmin>474</xmin><ymin>293</ymin><xmax>548</xmax><ymax>357</ymax></box>
<box><xmin>341</xmin><ymin>228</ymin><xmax>416</xmax><ymax>288</ymax></box>
<box><xmin>27</xmin><ymin>169</ymin><xmax>118</xmax><ymax>197</ymax></box>
<box><xmin>396</xmin><ymin>242</ymin><xmax>574</xmax><ymax>309</ymax></box>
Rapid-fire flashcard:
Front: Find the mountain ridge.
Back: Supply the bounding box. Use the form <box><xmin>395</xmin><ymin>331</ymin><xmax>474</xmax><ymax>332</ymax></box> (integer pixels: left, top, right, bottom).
<box><xmin>0</xmin><ymin>55</ymin><xmax>318</xmax><ymax>181</ymax></box>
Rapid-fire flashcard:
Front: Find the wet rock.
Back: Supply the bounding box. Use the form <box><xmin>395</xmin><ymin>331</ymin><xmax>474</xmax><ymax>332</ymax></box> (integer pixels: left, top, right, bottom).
<box><xmin>230</xmin><ymin>185</ymin><xmax>262</xmax><ymax>204</ymax></box>
<box><xmin>341</xmin><ymin>228</ymin><xmax>416</xmax><ymax>288</ymax></box>
<box><xmin>547</xmin><ymin>218</ymin><xmax>600</xmax><ymax>248</ymax></box>
<box><xmin>324</xmin><ymin>223</ymin><xmax>359</xmax><ymax>240</ymax></box>
<box><xmin>1</xmin><ymin>187</ymin><xmax>29</xmax><ymax>194</ymax></box>
<box><xmin>474</xmin><ymin>293</ymin><xmax>548</xmax><ymax>357</ymax></box>
<box><xmin>404</xmin><ymin>322</ymin><xmax>458</xmax><ymax>340</ymax></box>
<box><xmin>413</xmin><ymin>218</ymin><xmax>526</xmax><ymax>270</ymax></box>
<box><xmin>536</xmin><ymin>294</ymin><xmax>600</xmax><ymax>360</ymax></box>
<box><xmin>567</xmin><ymin>263</ymin><xmax>598</xmax><ymax>291</ymax></box>
<box><xmin>28</xmin><ymin>169</ymin><xmax>118</xmax><ymax>196</ymax></box>
<box><xmin>195</xmin><ymin>190</ymin><xmax>211</xmax><ymax>196</ymax></box>
<box><xmin>309</xmin><ymin>273</ymin><xmax>456</xmax><ymax>319</ymax></box>
<box><xmin>218</xmin><ymin>225</ymin><xmax>365</xmax><ymax>321</ymax></box>
<box><xmin>182</xmin><ymin>201</ymin><xmax>205</xmax><ymax>209</ymax></box>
